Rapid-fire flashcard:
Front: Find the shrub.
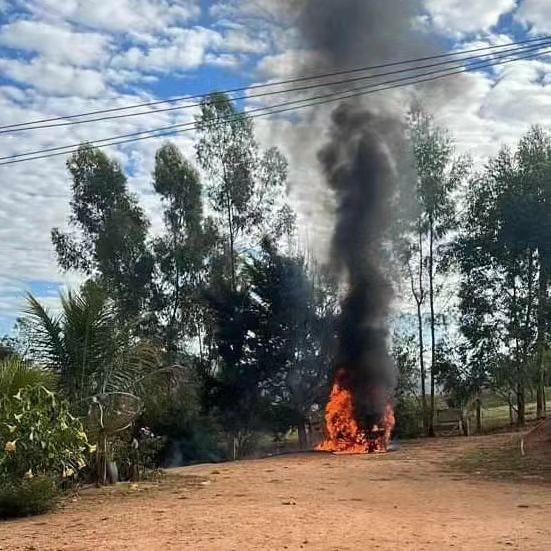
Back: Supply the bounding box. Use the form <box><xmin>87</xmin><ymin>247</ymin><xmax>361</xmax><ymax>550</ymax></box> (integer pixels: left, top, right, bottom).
<box><xmin>112</xmin><ymin>428</ymin><xmax>167</xmax><ymax>480</ymax></box>
<box><xmin>0</xmin><ymin>476</ymin><xmax>58</xmax><ymax>518</ymax></box>
<box><xmin>394</xmin><ymin>397</ymin><xmax>424</xmax><ymax>438</ymax></box>
<box><xmin>0</xmin><ymin>385</ymin><xmax>92</xmax><ymax>482</ymax></box>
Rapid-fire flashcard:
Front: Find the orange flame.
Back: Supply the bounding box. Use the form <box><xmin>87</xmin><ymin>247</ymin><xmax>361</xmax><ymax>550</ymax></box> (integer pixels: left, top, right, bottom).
<box><xmin>316</xmin><ymin>376</ymin><xmax>395</xmax><ymax>455</ymax></box>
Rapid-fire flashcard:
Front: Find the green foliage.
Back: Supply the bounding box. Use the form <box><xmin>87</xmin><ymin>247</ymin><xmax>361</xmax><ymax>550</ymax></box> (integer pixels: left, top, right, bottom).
<box><xmin>454</xmin><ymin>126</ymin><xmax>551</xmax><ymax>422</ymax></box>
<box><xmin>392</xmin><ymin>331</ymin><xmax>419</xmax><ymax>400</ymax></box>
<box><xmin>394</xmin><ymin>397</ymin><xmax>423</xmax><ymax>438</ymax></box>
<box><xmin>245</xmin><ymin>240</ymin><xmax>336</xmax><ymax>430</ymax></box>
<box><xmin>203</xmin><ymin>284</ymin><xmax>267</xmax><ymax>453</ymax></box>
<box><xmin>51</xmin><ymin>145</ymin><xmax>154</xmax><ymax>318</ymax></box>
<box><xmin>24</xmin><ymin>284</ymin><xmax>160</xmax><ymax>406</ymax></box>
<box><xmin>23</xmin><ymin>286</ymin><xmax>166</xmax><ymax>483</ymax></box>
<box><xmin>0</xmin><ymin>336</ymin><xmax>17</xmax><ymax>361</ymax></box>
<box><xmin>0</xmin><ymin>356</ymin><xmax>56</xmax><ymax>397</ymax></box>
<box><xmin>111</xmin><ymin>429</ymin><xmax>167</xmax><ymax>480</ymax></box>
<box><xmin>392</xmin><ymin>332</ymin><xmax>423</xmax><ymax>438</ymax></box>
<box><xmin>433</xmin><ymin>341</ymin><xmax>484</xmax><ymax>410</ymax></box>
<box><xmin>140</xmin><ymin>367</ymin><xmax>227</xmax><ymax>464</ymax></box>
<box><xmin>195</xmin><ymin>92</ymin><xmax>295</xmax><ymax>287</ymax></box>
<box><xmin>0</xmin><ymin>358</ymin><xmax>83</xmax><ymax>517</ymax></box>
<box><xmin>162</xmin><ymin>417</ymin><xmax>227</xmax><ymax>465</ymax></box>
<box><xmin>408</xmin><ymin>109</ymin><xmax>469</xmax><ymax>235</ymax></box>
<box><xmin>0</xmin><ymin>475</ymin><xmax>58</xmax><ymax>518</ymax></box>
<box><xmin>202</xmin><ymin>239</ymin><xmax>337</xmax><ymax>453</ymax></box>
<box><xmin>150</xmin><ymin>142</ymin><xmax>218</xmax><ymax>359</ymax></box>
<box><xmin>398</xmin><ymin>109</ymin><xmax>471</xmax><ymax>435</ymax></box>
<box><xmin>0</xmin><ymin>384</ymin><xmax>90</xmax><ymax>482</ymax></box>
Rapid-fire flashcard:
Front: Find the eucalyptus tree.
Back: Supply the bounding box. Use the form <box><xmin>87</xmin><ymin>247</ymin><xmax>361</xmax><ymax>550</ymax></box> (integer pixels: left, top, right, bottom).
<box><xmin>51</xmin><ymin>145</ymin><xmax>154</xmax><ymax>319</ymax></box>
<box><xmin>195</xmin><ymin>92</ymin><xmax>295</xmax><ymax>290</ymax></box>
<box><xmin>455</xmin><ymin>146</ymin><xmax>539</xmax><ymax>425</ymax></box>
<box><xmin>406</xmin><ymin>109</ymin><xmax>470</xmax><ymax>435</ymax></box>
<box><xmin>150</xmin><ymin>143</ymin><xmax>218</xmax><ymax>360</ymax></box>
<box><xmin>513</xmin><ymin>128</ymin><xmax>551</xmax><ymax>417</ymax></box>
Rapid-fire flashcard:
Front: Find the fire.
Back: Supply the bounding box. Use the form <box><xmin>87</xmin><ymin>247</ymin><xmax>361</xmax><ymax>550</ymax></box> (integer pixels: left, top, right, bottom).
<box><xmin>316</xmin><ymin>374</ymin><xmax>395</xmax><ymax>454</ymax></box>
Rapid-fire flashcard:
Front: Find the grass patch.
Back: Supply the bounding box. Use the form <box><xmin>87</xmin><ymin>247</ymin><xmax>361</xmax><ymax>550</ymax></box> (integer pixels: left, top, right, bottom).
<box><xmin>448</xmin><ymin>437</ymin><xmax>551</xmax><ymax>484</ymax></box>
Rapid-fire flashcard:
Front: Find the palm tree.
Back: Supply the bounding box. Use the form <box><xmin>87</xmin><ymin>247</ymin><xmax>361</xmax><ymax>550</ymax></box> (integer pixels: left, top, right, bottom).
<box><xmin>24</xmin><ymin>283</ymin><xmax>162</xmax><ymax>484</ymax></box>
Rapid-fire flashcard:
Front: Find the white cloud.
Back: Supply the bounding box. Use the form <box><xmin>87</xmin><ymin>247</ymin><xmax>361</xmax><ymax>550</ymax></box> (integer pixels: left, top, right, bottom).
<box><xmin>516</xmin><ymin>0</ymin><xmax>551</xmax><ymax>33</ymax></box>
<box><xmin>209</xmin><ymin>0</ymin><xmax>299</xmax><ymax>22</ymax></box>
<box><xmin>424</xmin><ymin>0</ymin><xmax>516</xmax><ymax>34</ymax></box>
<box><xmin>204</xmin><ymin>52</ymin><xmax>243</xmax><ymax>68</ymax></box>
<box><xmin>111</xmin><ymin>25</ymin><xmax>272</xmax><ymax>74</ymax></box>
<box><xmin>112</xmin><ymin>27</ymin><xmax>222</xmax><ymax>72</ymax></box>
<box><xmin>418</xmin><ymin>55</ymin><xmax>551</xmax><ymax>164</ymax></box>
<box><xmin>256</xmin><ymin>49</ymin><xmax>321</xmax><ymax>78</ymax></box>
<box><xmin>25</xmin><ymin>0</ymin><xmax>200</xmax><ymax>33</ymax></box>
<box><xmin>0</xmin><ymin>20</ymin><xmax>111</xmax><ymax>66</ymax></box>
<box><xmin>0</xmin><ymin>57</ymin><xmax>106</xmax><ymax>96</ymax></box>
<box><xmin>3</xmin><ymin>0</ymin><xmax>551</xmax><ymax>334</ymax></box>
<box><xmin>219</xmin><ymin>28</ymin><xmax>269</xmax><ymax>54</ymax></box>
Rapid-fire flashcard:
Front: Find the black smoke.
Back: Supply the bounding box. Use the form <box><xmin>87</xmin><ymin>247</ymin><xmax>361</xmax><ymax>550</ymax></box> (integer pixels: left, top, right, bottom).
<box><xmin>297</xmin><ymin>0</ymin><xmax>436</xmax><ymax>72</ymax></box>
<box><xmin>296</xmin><ymin>0</ymin><xmax>439</xmax><ymax>429</ymax></box>
<box><xmin>319</xmin><ymin>104</ymin><xmax>398</xmax><ymax>428</ymax></box>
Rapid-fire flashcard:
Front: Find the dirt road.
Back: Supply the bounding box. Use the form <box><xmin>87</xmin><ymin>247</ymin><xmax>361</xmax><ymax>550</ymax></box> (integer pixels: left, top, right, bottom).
<box><xmin>1</xmin><ymin>434</ymin><xmax>550</xmax><ymax>550</ymax></box>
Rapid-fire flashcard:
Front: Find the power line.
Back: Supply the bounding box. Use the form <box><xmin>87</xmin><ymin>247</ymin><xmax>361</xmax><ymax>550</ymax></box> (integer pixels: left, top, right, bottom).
<box><xmin>1</xmin><ymin>40</ymin><xmax>548</xmax><ymax>136</ymax></box>
<box><xmin>2</xmin><ymin>42</ymin><xmax>546</xmax><ymax>161</ymax></box>
<box><xmin>1</xmin><ymin>35</ymin><xmax>550</xmax><ymax>133</ymax></box>
<box><xmin>0</xmin><ymin>45</ymin><xmax>548</xmax><ymax>166</ymax></box>
<box><xmin>2</xmin><ymin>47</ymin><xmax>548</xmax><ymax>166</ymax></box>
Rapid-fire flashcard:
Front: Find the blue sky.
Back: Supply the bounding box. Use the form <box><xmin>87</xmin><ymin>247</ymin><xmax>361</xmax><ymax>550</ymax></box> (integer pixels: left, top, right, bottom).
<box><xmin>1</xmin><ymin>0</ymin><xmax>551</xmax><ymax>335</ymax></box>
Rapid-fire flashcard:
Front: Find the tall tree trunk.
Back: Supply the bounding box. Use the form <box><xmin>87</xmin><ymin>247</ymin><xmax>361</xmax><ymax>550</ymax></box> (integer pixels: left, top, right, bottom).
<box><xmin>416</xmin><ymin>300</ymin><xmax>428</xmax><ymax>434</ymax></box>
<box><xmin>428</xmin><ymin>220</ymin><xmax>436</xmax><ymax>437</ymax></box>
<box><xmin>297</xmin><ymin>419</ymin><xmax>308</xmax><ymax>450</ymax></box>
<box><xmin>512</xmin><ymin>274</ymin><xmax>526</xmax><ymax>427</ymax></box>
<box><xmin>517</xmin><ymin>374</ymin><xmax>526</xmax><ymax>427</ymax></box>
<box><xmin>536</xmin><ymin>250</ymin><xmax>547</xmax><ymax>419</ymax></box>
<box><xmin>475</xmin><ymin>397</ymin><xmax>482</xmax><ymax>433</ymax></box>
<box><xmin>226</xmin><ymin>196</ymin><xmax>236</xmax><ymax>291</ymax></box>
<box><xmin>410</xmin><ymin>223</ymin><xmax>427</xmax><ymax>434</ymax></box>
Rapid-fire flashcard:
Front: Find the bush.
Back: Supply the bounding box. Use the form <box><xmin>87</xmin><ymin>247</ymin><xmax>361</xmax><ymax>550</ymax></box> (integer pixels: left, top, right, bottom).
<box><xmin>0</xmin><ymin>385</ymin><xmax>92</xmax><ymax>482</ymax></box>
<box><xmin>394</xmin><ymin>397</ymin><xmax>424</xmax><ymax>438</ymax></box>
<box><xmin>0</xmin><ymin>476</ymin><xmax>58</xmax><ymax>518</ymax></box>
<box><xmin>112</xmin><ymin>428</ymin><xmax>167</xmax><ymax>480</ymax></box>
<box><xmin>160</xmin><ymin>416</ymin><xmax>228</xmax><ymax>466</ymax></box>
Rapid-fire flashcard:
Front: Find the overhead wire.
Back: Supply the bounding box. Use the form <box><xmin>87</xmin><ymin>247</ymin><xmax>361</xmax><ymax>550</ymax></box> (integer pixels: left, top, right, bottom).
<box><xmin>4</xmin><ymin>42</ymin><xmax>547</xmax><ymax>160</ymax></box>
<box><xmin>0</xmin><ymin>43</ymin><xmax>549</xmax><ymax>167</ymax></box>
<box><xmin>1</xmin><ymin>35</ymin><xmax>550</xmax><ymax>132</ymax></box>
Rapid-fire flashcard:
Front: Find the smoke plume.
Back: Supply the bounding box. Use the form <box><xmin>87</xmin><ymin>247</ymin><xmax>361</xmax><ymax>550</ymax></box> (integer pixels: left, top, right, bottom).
<box><xmin>296</xmin><ymin>0</ymin><xmax>440</xmax><ymax>428</ymax></box>
<box><xmin>318</xmin><ymin>105</ymin><xmax>399</xmax><ymax>427</ymax></box>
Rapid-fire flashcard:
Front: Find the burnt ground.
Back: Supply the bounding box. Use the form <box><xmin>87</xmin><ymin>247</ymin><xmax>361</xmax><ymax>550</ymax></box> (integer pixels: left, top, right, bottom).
<box><xmin>1</xmin><ymin>433</ymin><xmax>550</xmax><ymax>551</ymax></box>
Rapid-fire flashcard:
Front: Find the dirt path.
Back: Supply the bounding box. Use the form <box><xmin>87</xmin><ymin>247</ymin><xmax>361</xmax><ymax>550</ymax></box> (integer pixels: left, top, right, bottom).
<box><xmin>1</xmin><ymin>434</ymin><xmax>550</xmax><ymax>551</ymax></box>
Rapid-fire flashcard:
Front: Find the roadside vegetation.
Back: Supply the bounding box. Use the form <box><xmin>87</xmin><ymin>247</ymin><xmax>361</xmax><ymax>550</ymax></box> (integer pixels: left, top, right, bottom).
<box><xmin>1</xmin><ymin>94</ymin><xmax>550</xmax><ymax>517</ymax></box>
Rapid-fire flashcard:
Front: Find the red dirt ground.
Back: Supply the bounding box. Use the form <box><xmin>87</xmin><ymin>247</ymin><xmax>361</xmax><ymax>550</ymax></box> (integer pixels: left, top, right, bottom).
<box><xmin>1</xmin><ymin>433</ymin><xmax>550</xmax><ymax>551</ymax></box>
